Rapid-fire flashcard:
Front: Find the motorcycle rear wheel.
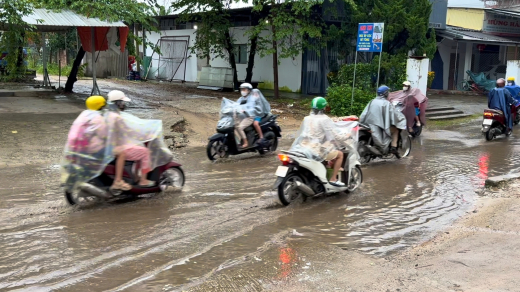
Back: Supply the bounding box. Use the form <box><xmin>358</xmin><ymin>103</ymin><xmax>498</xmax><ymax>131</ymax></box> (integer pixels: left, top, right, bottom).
<box><xmin>343</xmin><ymin>165</ymin><xmax>363</xmax><ymax>193</ymax></box>
<box><xmin>485</xmin><ymin>129</ymin><xmax>494</xmax><ymax>141</ymax></box>
<box><xmin>277</xmin><ymin>173</ymin><xmax>305</xmax><ymax>206</ymax></box>
<box><xmin>357</xmin><ymin>140</ymin><xmax>371</xmax><ymax>164</ymax></box>
<box><xmin>258</xmin><ymin>131</ymin><xmax>278</xmax><ymax>155</ymax></box>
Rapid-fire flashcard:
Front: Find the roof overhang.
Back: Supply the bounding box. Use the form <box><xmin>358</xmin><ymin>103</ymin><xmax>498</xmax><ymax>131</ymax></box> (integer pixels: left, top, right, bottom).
<box><xmin>1</xmin><ymin>9</ymin><xmax>126</xmax><ymax>32</ymax></box>
<box><xmin>436</xmin><ymin>26</ymin><xmax>520</xmax><ymax>46</ymax></box>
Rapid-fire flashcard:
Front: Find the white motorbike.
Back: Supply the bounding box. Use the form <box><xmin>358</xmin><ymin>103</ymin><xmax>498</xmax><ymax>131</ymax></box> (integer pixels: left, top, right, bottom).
<box><xmin>273</xmin><ymin>122</ymin><xmax>363</xmax><ymax>206</ymax></box>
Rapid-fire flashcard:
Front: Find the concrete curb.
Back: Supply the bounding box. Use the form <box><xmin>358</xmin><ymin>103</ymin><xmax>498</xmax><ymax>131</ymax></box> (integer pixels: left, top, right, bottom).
<box><xmin>485</xmin><ymin>173</ymin><xmax>520</xmax><ymax>187</ymax></box>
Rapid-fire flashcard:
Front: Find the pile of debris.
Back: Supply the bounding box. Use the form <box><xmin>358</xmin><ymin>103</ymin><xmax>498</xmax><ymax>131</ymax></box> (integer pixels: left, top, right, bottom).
<box><xmin>164</xmin><ymin>119</ymin><xmax>189</xmax><ymax>149</ymax></box>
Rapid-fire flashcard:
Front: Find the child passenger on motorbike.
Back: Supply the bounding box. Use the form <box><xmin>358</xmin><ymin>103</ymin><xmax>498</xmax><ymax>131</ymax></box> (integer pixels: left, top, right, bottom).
<box><xmin>106</xmin><ymin>90</ymin><xmax>155</xmax><ymax>188</ymax></box>
<box><xmin>66</xmin><ymin>95</ymin><xmax>131</xmax><ymax>191</ymax></box>
<box><xmin>235</xmin><ymin>83</ymin><xmax>266</xmax><ymax>148</ymax></box>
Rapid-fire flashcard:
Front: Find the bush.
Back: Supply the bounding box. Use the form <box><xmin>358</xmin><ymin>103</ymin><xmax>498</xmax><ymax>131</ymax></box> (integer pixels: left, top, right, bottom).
<box><xmin>326</xmin><ymin>53</ymin><xmax>407</xmax><ymax>117</ymax></box>
<box><xmin>327</xmin><ymin>83</ymin><xmax>374</xmax><ymax>117</ymax></box>
<box><xmin>36</xmin><ymin>63</ymin><xmax>72</xmax><ymax>76</ymax></box>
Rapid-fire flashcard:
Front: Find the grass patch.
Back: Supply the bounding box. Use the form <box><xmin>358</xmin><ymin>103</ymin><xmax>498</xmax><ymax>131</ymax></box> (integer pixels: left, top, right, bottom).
<box><xmin>427</xmin><ymin>114</ymin><xmax>481</xmax><ymax>129</ymax></box>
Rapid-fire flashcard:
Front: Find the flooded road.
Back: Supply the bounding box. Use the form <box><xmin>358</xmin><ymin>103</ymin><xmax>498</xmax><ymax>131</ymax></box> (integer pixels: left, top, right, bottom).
<box><xmin>1</xmin><ymin>91</ymin><xmax>520</xmax><ymax>291</ymax></box>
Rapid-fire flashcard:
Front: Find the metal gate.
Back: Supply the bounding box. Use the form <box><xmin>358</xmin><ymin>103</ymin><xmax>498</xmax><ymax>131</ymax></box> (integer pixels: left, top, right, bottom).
<box><xmin>146</xmin><ymin>36</ymin><xmax>189</xmax><ymax>82</ymax></box>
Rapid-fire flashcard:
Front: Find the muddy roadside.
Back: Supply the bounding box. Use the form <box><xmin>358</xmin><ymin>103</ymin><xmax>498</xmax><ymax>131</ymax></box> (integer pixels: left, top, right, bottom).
<box><xmin>264</xmin><ymin>179</ymin><xmax>520</xmax><ymax>292</ymax></box>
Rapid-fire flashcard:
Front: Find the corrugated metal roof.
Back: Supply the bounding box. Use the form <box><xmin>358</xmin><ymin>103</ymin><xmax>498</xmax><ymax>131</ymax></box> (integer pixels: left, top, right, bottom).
<box><xmin>437</xmin><ymin>25</ymin><xmax>520</xmax><ymax>45</ymax></box>
<box><xmin>20</xmin><ymin>9</ymin><xmax>126</xmax><ymax>32</ymax></box>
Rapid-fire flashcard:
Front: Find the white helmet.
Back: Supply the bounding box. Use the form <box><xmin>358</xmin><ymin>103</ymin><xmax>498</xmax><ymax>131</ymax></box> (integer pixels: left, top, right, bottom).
<box><xmin>239</xmin><ymin>83</ymin><xmax>253</xmax><ymax>90</ymax></box>
<box><xmin>107</xmin><ymin>90</ymin><xmax>131</xmax><ymax>102</ymax></box>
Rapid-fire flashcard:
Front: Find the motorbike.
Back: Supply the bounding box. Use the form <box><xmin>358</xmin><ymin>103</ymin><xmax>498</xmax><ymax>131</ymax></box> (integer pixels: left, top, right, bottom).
<box><xmin>273</xmin><ymin>121</ymin><xmax>363</xmax><ymax>206</ymax></box>
<box><xmin>357</xmin><ymin>121</ymin><xmax>412</xmax><ymax>164</ymax></box>
<box><xmin>482</xmin><ymin>101</ymin><xmax>520</xmax><ymax>141</ymax></box>
<box><xmin>207</xmin><ymin>98</ymin><xmax>281</xmax><ymax>161</ymax></box>
<box><xmin>64</xmin><ymin>155</ymin><xmax>185</xmax><ymax>206</ymax></box>
<box><xmin>391</xmin><ymin>100</ymin><xmax>423</xmax><ymax>137</ymax></box>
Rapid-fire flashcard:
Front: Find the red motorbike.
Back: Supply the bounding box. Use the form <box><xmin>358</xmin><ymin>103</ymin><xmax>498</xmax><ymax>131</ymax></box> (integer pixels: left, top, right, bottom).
<box><xmin>64</xmin><ymin>156</ymin><xmax>185</xmax><ymax>206</ymax></box>
<box><xmin>482</xmin><ymin>101</ymin><xmax>520</xmax><ymax>141</ymax></box>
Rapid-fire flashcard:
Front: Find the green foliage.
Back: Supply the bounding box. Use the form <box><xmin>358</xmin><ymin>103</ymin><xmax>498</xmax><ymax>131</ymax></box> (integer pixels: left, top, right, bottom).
<box><xmin>349</xmin><ymin>0</ymin><xmax>437</xmax><ymax>58</ymax></box>
<box><xmin>326</xmin><ymin>53</ymin><xmax>407</xmax><ymax>117</ymax></box>
<box><xmin>0</xmin><ymin>0</ymin><xmax>36</xmax><ymax>81</ymax></box>
<box><xmin>35</xmin><ymin>62</ymin><xmax>87</xmax><ymax>77</ymax></box>
<box><xmin>332</xmin><ymin>53</ymin><xmax>407</xmax><ymax>91</ymax></box>
<box><xmin>327</xmin><ymin>84</ymin><xmax>374</xmax><ymax>117</ymax></box>
<box><xmin>36</xmin><ymin>63</ymin><xmax>71</xmax><ymax>76</ymax></box>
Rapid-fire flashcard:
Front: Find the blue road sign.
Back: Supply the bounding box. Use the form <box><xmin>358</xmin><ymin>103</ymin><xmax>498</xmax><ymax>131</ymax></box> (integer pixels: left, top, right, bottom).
<box><xmin>356</xmin><ymin>23</ymin><xmax>384</xmax><ymax>52</ymax></box>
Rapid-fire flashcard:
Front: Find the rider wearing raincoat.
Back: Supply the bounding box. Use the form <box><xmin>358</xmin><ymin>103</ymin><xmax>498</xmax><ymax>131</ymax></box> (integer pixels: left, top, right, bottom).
<box><xmin>505</xmin><ymin>76</ymin><xmax>520</xmax><ymax>101</ymax></box>
<box><xmin>360</xmin><ymin>85</ymin><xmax>406</xmax><ymax>157</ymax></box>
<box><xmin>488</xmin><ymin>78</ymin><xmax>516</xmax><ymax>133</ymax></box>
<box><xmin>388</xmin><ymin>81</ymin><xmax>428</xmax><ymax>133</ymax></box>
<box><xmin>289</xmin><ymin>97</ymin><xmax>357</xmax><ymax>187</ymax></box>
<box><xmin>62</xmin><ymin>92</ymin><xmax>172</xmax><ymax>193</ymax></box>
<box><xmin>235</xmin><ymin>83</ymin><xmax>269</xmax><ymax>148</ymax></box>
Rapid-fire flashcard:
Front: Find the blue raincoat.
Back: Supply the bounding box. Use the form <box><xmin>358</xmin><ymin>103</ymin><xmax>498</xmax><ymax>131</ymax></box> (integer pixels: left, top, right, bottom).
<box><xmin>506</xmin><ymin>81</ymin><xmax>520</xmax><ymax>102</ymax></box>
<box><xmin>488</xmin><ymin>88</ymin><xmax>515</xmax><ymax>130</ymax></box>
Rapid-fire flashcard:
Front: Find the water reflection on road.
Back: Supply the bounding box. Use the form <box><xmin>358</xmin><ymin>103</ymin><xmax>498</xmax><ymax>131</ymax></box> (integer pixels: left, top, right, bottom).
<box><xmin>1</xmin><ymin>116</ymin><xmax>520</xmax><ymax>291</ymax></box>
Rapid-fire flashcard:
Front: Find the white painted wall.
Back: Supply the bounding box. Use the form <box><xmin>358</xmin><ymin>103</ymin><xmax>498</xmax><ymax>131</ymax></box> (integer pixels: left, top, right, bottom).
<box><xmin>145</xmin><ymin>29</ymin><xmax>198</xmax><ymax>82</ymax></box>
<box><xmin>406</xmin><ymin>58</ymin><xmax>429</xmax><ymax>94</ymax></box>
<box><xmin>506</xmin><ymin>60</ymin><xmax>520</xmax><ymax>82</ymax></box>
<box><xmin>208</xmin><ymin>27</ymin><xmax>303</xmax><ymax>92</ymax></box>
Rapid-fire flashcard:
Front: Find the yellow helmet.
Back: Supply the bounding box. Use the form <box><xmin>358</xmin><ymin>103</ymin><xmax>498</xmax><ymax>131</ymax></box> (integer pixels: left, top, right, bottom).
<box><xmin>508</xmin><ymin>76</ymin><xmax>515</xmax><ymax>81</ymax></box>
<box><xmin>85</xmin><ymin>95</ymin><xmax>106</xmax><ymax>110</ymax></box>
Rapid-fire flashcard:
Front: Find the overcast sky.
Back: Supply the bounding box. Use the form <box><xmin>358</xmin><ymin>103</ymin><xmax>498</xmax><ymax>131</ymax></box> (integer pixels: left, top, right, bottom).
<box><xmin>448</xmin><ymin>0</ymin><xmax>488</xmax><ymax>8</ymax></box>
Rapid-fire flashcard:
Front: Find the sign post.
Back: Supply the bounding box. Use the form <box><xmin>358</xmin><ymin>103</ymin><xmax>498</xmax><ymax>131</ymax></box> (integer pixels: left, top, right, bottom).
<box><xmin>352</xmin><ymin>23</ymin><xmax>384</xmax><ymax>106</ymax></box>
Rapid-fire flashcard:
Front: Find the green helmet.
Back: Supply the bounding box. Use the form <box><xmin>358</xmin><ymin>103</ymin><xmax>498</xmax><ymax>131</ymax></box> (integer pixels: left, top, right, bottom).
<box><xmin>311</xmin><ymin>96</ymin><xmax>327</xmax><ymax>110</ymax></box>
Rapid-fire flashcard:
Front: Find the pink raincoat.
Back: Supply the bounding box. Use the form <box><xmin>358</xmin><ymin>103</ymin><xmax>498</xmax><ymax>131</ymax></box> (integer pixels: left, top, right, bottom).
<box><xmin>388</xmin><ymin>88</ymin><xmax>428</xmax><ymax>128</ymax></box>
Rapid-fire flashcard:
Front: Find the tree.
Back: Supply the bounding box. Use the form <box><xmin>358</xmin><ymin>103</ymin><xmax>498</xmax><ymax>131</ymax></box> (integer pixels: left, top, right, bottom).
<box><xmin>171</xmin><ymin>0</ymin><xmax>242</xmax><ymax>89</ymax></box>
<box><xmin>30</xmin><ymin>0</ymin><xmax>160</xmax><ymax>92</ymax></box>
<box><xmin>249</xmin><ymin>0</ymin><xmax>355</xmax><ymax>97</ymax></box>
<box><xmin>0</xmin><ymin>1</ymin><xmax>37</xmax><ymax>80</ymax></box>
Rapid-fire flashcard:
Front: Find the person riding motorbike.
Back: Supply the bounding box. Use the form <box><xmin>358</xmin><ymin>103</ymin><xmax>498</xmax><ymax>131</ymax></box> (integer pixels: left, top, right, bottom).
<box><xmin>389</xmin><ymin>81</ymin><xmax>428</xmax><ymax>134</ymax></box>
<box><xmin>488</xmin><ymin>78</ymin><xmax>516</xmax><ymax>134</ymax></box>
<box><xmin>107</xmin><ymin>90</ymin><xmax>155</xmax><ymax>187</ymax></box>
<box><xmin>289</xmin><ymin>97</ymin><xmax>352</xmax><ymax>187</ymax></box>
<box><xmin>65</xmin><ymin>96</ymin><xmax>131</xmax><ymax>191</ymax></box>
<box><xmin>235</xmin><ymin>83</ymin><xmax>264</xmax><ymax>148</ymax></box>
<box><xmin>505</xmin><ymin>76</ymin><xmax>520</xmax><ymax>100</ymax></box>
<box><xmin>360</xmin><ymin>85</ymin><xmax>407</xmax><ymax>158</ymax></box>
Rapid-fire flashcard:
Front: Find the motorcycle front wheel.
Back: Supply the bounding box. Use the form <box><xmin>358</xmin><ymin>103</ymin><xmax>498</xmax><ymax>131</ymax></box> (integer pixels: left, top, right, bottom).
<box><xmin>65</xmin><ymin>188</ymin><xmax>99</xmax><ymax>207</ymax></box>
<box><xmin>159</xmin><ymin>167</ymin><xmax>185</xmax><ymax>191</ymax></box>
<box><xmin>277</xmin><ymin>173</ymin><xmax>305</xmax><ymax>206</ymax></box>
<box><xmin>206</xmin><ymin>139</ymin><xmax>229</xmax><ymax>161</ymax></box>
<box><xmin>398</xmin><ymin>135</ymin><xmax>412</xmax><ymax>158</ymax></box>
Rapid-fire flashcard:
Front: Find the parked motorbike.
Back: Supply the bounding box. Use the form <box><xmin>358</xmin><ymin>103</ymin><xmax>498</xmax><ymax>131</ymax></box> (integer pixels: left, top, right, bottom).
<box><xmin>207</xmin><ymin>98</ymin><xmax>281</xmax><ymax>161</ymax></box>
<box><xmin>273</xmin><ymin>121</ymin><xmax>363</xmax><ymax>206</ymax></box>
<box><xmin>357</xmin><ymin>121</ymin><xmax>412</xmax><ymax>164</ymax></box>
<box><xmin>482</xmin><ymin>101</ymin><xmax>520</xmax><ymax>141</ymax></box>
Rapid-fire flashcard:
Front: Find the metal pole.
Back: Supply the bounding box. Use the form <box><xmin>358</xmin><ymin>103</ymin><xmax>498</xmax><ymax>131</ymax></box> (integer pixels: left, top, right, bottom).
<box><xmin>351</xmin><ymin>51</ymin><xmax>358</xmax><ymax>107</ymax></box>
<box><xmin>454</xmin><ymin>41</ymin><xmax>459</xmax><ymax>90</ymax></box>
<box><xmin>59</xmin><ymin>59</ymin><xmax>61</xmax><ymax>88</ymax></box>
<box><xmin>91</xmin><ymin>27</ymin><xmax>100</xmax><ymax>95</ymax></box>
<box><xmin>376</xmin><ymin>52</ymin><xmax>383</xmax><ymax>90</ymax></box>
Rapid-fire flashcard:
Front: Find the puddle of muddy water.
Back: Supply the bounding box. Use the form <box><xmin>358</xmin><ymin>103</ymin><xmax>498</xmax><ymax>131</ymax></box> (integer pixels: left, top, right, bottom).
<box><xmin>3</xmin><ymin>104</ymin><xmax>520</xmax><ymax>291</ymax></box>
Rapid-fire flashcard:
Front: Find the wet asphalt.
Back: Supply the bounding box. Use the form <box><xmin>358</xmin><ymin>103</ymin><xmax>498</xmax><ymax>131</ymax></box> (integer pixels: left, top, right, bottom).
<box><xmin>1</xmin><ymin>88</ymin><xmax>520</xmax><ymax>291</ymax></box>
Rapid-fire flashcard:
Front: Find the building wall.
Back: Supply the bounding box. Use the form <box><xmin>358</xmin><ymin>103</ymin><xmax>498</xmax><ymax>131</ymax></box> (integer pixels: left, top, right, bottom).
<box><xmin>209</xmin><ymin>27</ymin><xmax>302</xmax><ymax>92</ymax></box>
<box><xmin>436</xmin><ymin>39</ymin><xmax>469</xmax><ymax>90</ymax></box>
<box><xmin>148</xmin><ymin>26</ymin><xmax>302</xmax><ymax>92</ymax></box>
<box><xmin>446</xmin><ymin>8</ymin><xmax>485</xmax><ymax>30</ymax></box>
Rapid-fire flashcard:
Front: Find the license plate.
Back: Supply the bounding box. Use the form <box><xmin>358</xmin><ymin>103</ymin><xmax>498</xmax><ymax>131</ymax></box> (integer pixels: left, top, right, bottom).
<box><xmin>483</xmin><ymin>119</ymin><xmax>493</xmax><ymax>125</ymax></box>
<box><xmin>275</xmin><ymin>166</ymin><xmax>289</xmax><ymax>177</ymax></box>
